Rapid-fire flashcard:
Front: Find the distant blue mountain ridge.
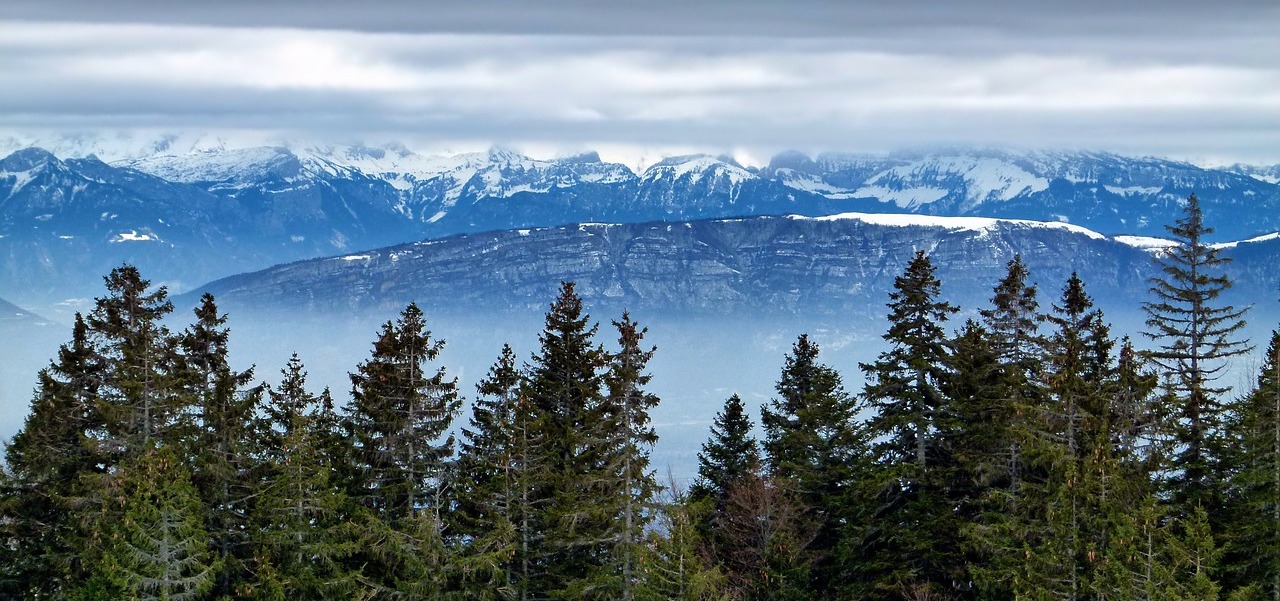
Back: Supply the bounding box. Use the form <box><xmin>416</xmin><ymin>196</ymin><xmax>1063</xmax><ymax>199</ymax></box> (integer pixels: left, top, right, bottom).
<box><xmin>2</xmin><ymin>141</ymin><xmax>1278</xmax><ymax>309</ymax></box>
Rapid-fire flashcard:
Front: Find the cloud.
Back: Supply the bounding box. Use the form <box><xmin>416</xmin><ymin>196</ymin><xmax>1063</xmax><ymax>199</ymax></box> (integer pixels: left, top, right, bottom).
<box><xmin>0</xmin><ymin>9</ymin><xmax>1277</xmax><ymax>164</ymax></box>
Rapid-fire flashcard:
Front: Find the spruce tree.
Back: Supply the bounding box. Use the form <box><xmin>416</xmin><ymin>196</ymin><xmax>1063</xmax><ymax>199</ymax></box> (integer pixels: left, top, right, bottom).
<box><xmin>252</xmin><ymin>355</ymin><xmax>356</xmax><ymax>599</ymax></box>
<box><xmin>760</xmin><ymin>334</ymin><xmax>862</xmax><ymax>594</ymax></box>
<box><xmin>84</xmin><ymin>446</ymin><xmax>219</xmax><ymax>601</ymax></box>
<box><xmin>943</xmin><ymin>320</ymin><xmax>1014</xmax><ymax>599</ymax></box>
<box><xmin>346</xmin><ymin>302</ymin><xmax>461</xmax><ymax>523</ymax></box>
<box><xmin>581</xmin><ymin>312</ymin><xmax>661</xmax><ymax>601</ymax></box>
<box><xmin>84</xmin><ymin>265</ymin><xmax>184</xmax><ymax>459</ymax></box>
<box><xmin>645</xmin><ymin>480</ymin><xmax>731</xmax><ymax>601</ymax></box>
<box><xmin>979</xmin><ymin>254</ymin><xmax>1045</xmax><ymax>494</ymax></box>
<box><xmin>857</xmin><ymin>250</ymin><xmax>960</xmax><ymax>598</ymax></box>
<box><xmin>1143</xmin><ymin>193</ymin><xmax>1252</xmax><ymax>511</ymax></box>
<box><xmin>521</xmin><ymin>281</ymin><xmax>610</xmax><ymax>598</ymax></box>
<box><xmin>453</xmin><ymin>344</ymin><xmax>523</xmax><ymax>599</ymax></box>
<box><xmin>179</xmin><ymin>293</ymin><xmax>258</xmax><ymax>596</ymax></box>
<box><xmin>691</xmin><ymin>394</ymin><xmax>761</xmax><ymax>508</ymax></box>
<box><xmin>1228</xmin><ymin>330</ymin><xmax>1280</xmax><ymax>598</ymax></box>
<box><xmin>0</xmin><ymin>314</ymin><xmax>103</xmax><ymax>597</ymax></box>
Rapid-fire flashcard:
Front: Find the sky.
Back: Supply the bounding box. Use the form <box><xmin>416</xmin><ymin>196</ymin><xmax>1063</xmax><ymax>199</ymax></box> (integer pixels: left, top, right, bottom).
<box><xmin>1</xmin><ymin>0</ymin><xmax>1278</xmax><ymax>166</ymax></box>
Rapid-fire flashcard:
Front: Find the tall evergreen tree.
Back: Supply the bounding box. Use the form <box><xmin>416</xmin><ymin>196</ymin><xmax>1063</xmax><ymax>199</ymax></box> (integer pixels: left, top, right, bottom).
<box><xmin>252</xmin><ymin>355</ymin><xmax>356</xmax><ymax>600</ymax></box>
<box><xmin>85</xmin><ymin>265</ymin><xmax>184</xmax><ymax>460</ymax></box>
<box><xmin>979</xmin><ymin>254</ymin><xmax>1045</xmax><ymax>493</ymax></box>
<box><xmin>0</xmin><ymin>314</ymin><xmax>103</xmax><ymax>598</ymax></box>
<box><xmin>346</xmin><ymin>302</ymin><xmax>461</xmax><ymax>523</ymax></box>
<box><xmin>179</xmin><ymin>293</ymin><xmax>258</xmax><ymax>597</ymax></box>
<box><xmin>691</xmin><ymin>394</ymin><xmax>761</xmax><ymax>508</ymax></box>
<box><xmin>761</xmin><ymin>334</ymin><xmax>862</xmax><ymax>594</ymax></box>
<box><xmin>579</xmin><ymin>312</ymin><xmax>661</xmax><ymax>601</ymax></box>
<box><xmin>82</xmin><ymin>446</ymin><xmax>219</xmax><ymax>601</ymax></box>
<box><xmin>645</xmin><ymin>482</ymin><xmax>730</xmax><ymax>601</ymax></box>
<box><xmin>943</xmin><ymin>319</ymin><xmax>1013</xmax><ymax>600</ymax></box>
<box><xmin>521</xmin><ymin>281</ymin><xmax>610</xmax><ymax>599</ymax></box>
<box><xmin>1228</xmin><ymin>330</ymin><xmax>1280</xmax><ymax>598</ymax></box>
<box><xmin>857</xmin><ymin>250</ymin><xmax>960</xmax><ymax>598</ymax></box>
<box><xmin>1143</xmin><ymin>193</ymin><xmax>1252</xmax><ymax>511</ymax></box>
<box><xmin>453</xmin><ymin>344</ymin><xmax>524</xmax><ymax>599</ymax></box>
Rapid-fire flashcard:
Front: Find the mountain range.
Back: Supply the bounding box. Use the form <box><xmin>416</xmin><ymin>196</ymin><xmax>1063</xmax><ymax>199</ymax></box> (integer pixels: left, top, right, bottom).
<box><xmin>2</xmin><ymin>133</ymin><xmax>1279</xmax><ymax>311</ymax></box>
<box><xmin>180</xmin><ymin>213</ymin><xmax>1280</xmax><ymax>321</ymax></box>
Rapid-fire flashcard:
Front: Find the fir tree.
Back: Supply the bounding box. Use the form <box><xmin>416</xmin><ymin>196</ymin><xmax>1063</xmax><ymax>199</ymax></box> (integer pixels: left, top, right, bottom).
<box><xmin>453</xmin><ymin>344</ymin><xmax>523</xmax><ymax>599</ymax></box>
<box><xmin>691</xmin><ymin>394</ymin><xmax>761</xmax><ymax>508</ymax></box>
<box><xmin>252</xmin><ymin>356</ymin><xmax>356</xmax><ymax>600</ymax></box>
<box><xmin>0</xmin><ymin>314</ymin><xmax>103</xmax><ymax>597</ymax></box>
<box><xmin>1143</xmin><ymin>193</ymin><xmax>1252</xmax><ymax>511</ymax></box>
<box><xmin>179</xmin><ymin>293</ymin><xmax>258</xmax><ymax>597</ymax></box>
<box><xmin>857</xmin><ymin>250</ymin><xmax>960</xmax><ymax>598</ymax></box>
<box><xmin>87</xmin><ymin>446</ymin><xmax>219</xmax><ymax>601</ymax></box>
<box><xmin>645</xmin><ymin>479</ymin><xmax>731</xmax><ymax>601</ymax></box>
<box><xmin>346</xmin><ymin>302</ymin><xmax>461</xmax><ymax>523</ymax></box>
<box><xmin>1227</xmin><ymin>330</ymin><xmax>1280</xmax><ymax>598</ymax></box>
<box><xmin>521</xmin><ymin>281</ymin><xmax>610</xmax><ymax>598</ymax></box>
<box><xmin>582</xmin><ymin>312</ymin><xmax>661</xmax><ymax>601</ymax></box>
<box><xmin>760</xmin><ymin>334</ymin><xmax>862</xmax><ymax>593</ymax></box>
<box><xmin>84</xmin><ymin>265</ymin><xmax>184</xmax><ymax>460</ymax></box>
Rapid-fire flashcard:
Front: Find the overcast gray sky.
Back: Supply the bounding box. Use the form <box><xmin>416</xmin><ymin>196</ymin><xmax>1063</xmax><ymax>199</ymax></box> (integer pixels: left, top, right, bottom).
<box><xmin>1</xmin><ymin>0</ymin><xmax>1277</xmax><ymax>165</ymax></box>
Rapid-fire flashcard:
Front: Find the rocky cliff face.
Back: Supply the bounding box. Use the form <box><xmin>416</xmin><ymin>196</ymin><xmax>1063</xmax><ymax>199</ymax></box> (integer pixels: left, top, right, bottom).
<box><xmin>187</xmin><ymin>213</ymin><xmax>1279</xmax><ymax>320</ymax></box>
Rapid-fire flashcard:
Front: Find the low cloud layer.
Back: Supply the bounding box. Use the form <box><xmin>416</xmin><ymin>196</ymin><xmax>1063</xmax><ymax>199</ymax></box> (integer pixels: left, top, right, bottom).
<box><xmin>1</xmin><ymin>1</ymin><xmax>1277</xmax><ymax>164</ymax></box>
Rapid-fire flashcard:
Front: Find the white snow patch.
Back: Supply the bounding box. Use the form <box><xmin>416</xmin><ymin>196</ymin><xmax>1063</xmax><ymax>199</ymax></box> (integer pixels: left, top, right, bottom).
<box><xmin>111</xmin><ymin>230</ymin><xmax>159</xmax><ymax>242</ymax></box>
<box><xmin>6</xmin><ymin>168</ymin><xmax>37</xmax><ymax>195</ymax></box>
<box><xmin>1104</xmin><ymin>185</ymin><xmax>1162</xmax><ymax>196</ymax></box>
<box><xmin>1114</xmin><ymin>235</ymin><xmax>1178</xmax><ymax>251</ymax></box>
<box><xmin>803</xmin><ymin>212</ymin><xmax>1106</xmax><ymax>239</ymax></box>
<box><xmin>340</xmin><ymin>254</ymin><xmax>373</xmax><ymax>261</ymax></box>
<box><xmin>1211</xmin><ymin>232</ymin><xmax>1280</xmax><ymax>249</ymax></box>
<box><xmin>861</xmin><ymin>156</ymin><xmax>1050</xmax><ymax>208</ymax></box>
<box><xmin>852</xmin><ymin>185</ymin><xmax>948</xmax><ymax>209</ymax></box>
<box><xmin>775</xmin><ymin>169</ymin><xmax>851</xmax><ymax>196</ymax></box>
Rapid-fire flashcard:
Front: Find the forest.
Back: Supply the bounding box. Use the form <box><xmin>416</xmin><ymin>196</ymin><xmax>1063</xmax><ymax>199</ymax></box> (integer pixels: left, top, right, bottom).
<box><xmin>2</xmin><ymin>194</ymin><xmax>1279</xmax><ymax>601</ymax></box>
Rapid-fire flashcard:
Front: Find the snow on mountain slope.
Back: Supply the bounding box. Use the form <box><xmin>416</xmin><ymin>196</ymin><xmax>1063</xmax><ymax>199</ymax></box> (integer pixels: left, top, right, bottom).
<box><xmin>852</xmin><ymin>154</ymin><xmax>1050</xmax><ymax>210</ymax></box>
<box><xmin>807</xmin><ymin>211</ymin><xmax>1106</xmax><ymax>239</ymax></box>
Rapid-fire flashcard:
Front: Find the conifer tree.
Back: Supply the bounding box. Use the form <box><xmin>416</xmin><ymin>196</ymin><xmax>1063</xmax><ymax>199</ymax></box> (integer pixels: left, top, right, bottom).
<box><xmin>85</xmin><ymin>446</ymin><xmax>219</xmax><ymax>601</ymax></box>
<box><xmin>1227</xmin><ymin>330</ymin><xmax>1280</xmax><ymax>598</ymax></box>
<box><xmin>645</xmin><ymin>480</ymin><xmax>730</xmax><ymax>601</ymax></box>
<box><xmin>691</xmin><ymin>394</ymin><xmax>761</xmax><ymax>508</ymax></box>
<box><xmin>1143</xmin><ymin>193</ymin><xmax>1252</xmax><ymax>511</ymax></box>
<box><xmin>582</xmin><ymin>312</ymin><xmax>661</xmax><ymax>601</ymax></box>
<box><xmin>521</xmin><ymin>281</ymin><xmax>610</xmax><ymax>598</ymax></box>
<box><xmin>980</xmin><ymin>254</ymin><xmax>1043</xmax><ymax>373</ymax></box>
<box><xmin>857</xmin><ymin>250</ymin><xmax>960</xmax><ymax>598</ymax></box>
<box><xmin>979</xmin><ymin>254</ymin><xmax>1045</xmax><ymax>492</ymax></box>
<box><xmin>179</xmin><ymin>293</ymin><xmax>258</xmax><ymax>596</ymax></box>
<box><xmin>85</xmin><ymin>265</ymin><xmax>184</xmax><ymax>460</ymax></box>
<box><xmin>0</xmin><ymin>314</ymin><xmax>103</xmax><ymax>597</ymax></box>
<box><xmin>346</xmin><ymin>302</ymin><xmax>461</xmax><ymax>523</ymax></box>
<box><xmin>453</xmin><ymin>344</ymin><xmax>523</xmax><ymax>599</ymax></box>
<box><xmin>760</xmin><ymin>334</ymin><xmax>862</xmax><ymax>593</ymax></box>
<box><xmin>252</xmin><ymin>355</ymin><xmax>356</xmax><ymax>599</ymax></box>
<box><xmin>942</xmin><ymin>320</ymin><xmax>1014</xmax><ymax>599</ymax></box>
